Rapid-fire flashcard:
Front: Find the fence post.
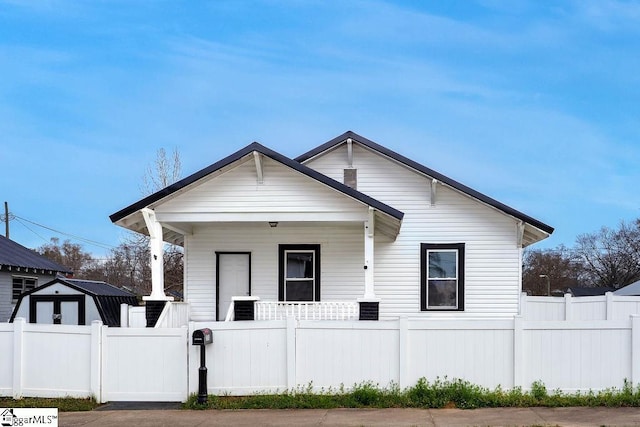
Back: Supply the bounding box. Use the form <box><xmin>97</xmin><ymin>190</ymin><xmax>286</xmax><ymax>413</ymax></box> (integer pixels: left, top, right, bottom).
<box><xmin>513</xmin><ymin>315</ymin><xmax>523</xmax><ymax>389</ymax></box>
<box><xmin>564</xmin><ymin>293</ymin><xmax>573</xmax><ymax>320</ymax></box>
<box><xmin>632</xmin><ymin>315</ymin><xmax>640</xmax><ymax>386</ymax></box>
<box><xmin>286</xmin><ymin>316</ymin><xmax>296</xmax><ymax>391</ymax></box>
<box><xmin>90</xmin><ymin>320</ymin><xmax>103</xmax><ymax>403</ymax></box>
<box><xmin>12</xmin><ymin>318</ymin><xmax>24</xmax><ymax>399</ymax></box>
<box><xmin>120</xmin><ymin>304</ymin><xmax>129</xmax><ymax>328</ymax></box>
<box><xmin>519</xmin><ymin>292</ymin><xmax>528</xmax><ymax>318</ymax></box>
<box><xmin>606</xmin><ymin>292</ymin><xmax>614</xmax><ymax>321</ymax></box>
<box><xmin>398</xmin><ymin>316</ymin><xmax>409</xmax><ymax>389</ymax></box>
<box><xmin>100</xmin><ymin>325</ymin><xmax>109</xmax><ymax>403</ymax></box>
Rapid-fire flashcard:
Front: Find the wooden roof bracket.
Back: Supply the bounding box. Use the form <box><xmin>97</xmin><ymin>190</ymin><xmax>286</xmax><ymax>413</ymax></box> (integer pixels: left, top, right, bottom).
<box><xmin>253</xmin><ymin>151</ymin><xmax>264</xmax><ymax>184</ymax></box>
<box><xmin>517</xmin><ymin>221</ymin><xmax>525</xmax><ymax>248</ymax></box>
<box><xmin>430</xmin><ymin>179</ymin><xmax>438</xmax><ymax>207</ymax></box>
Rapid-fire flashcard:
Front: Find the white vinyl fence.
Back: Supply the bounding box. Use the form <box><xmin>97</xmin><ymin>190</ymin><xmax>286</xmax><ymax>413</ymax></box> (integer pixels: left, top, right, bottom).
<box><xmin>3</xmin><ymin>296</ymin><xmax>640</xmax><ymax>402</ymax></box>
<box><xmin>190</xmin><ymin>314</ymin><xmax>640</xmax><ymax>396</ymax></box>
<box><xmin>520</xmin><ymin>293</ymin><xmax>640</xmax><ymax>321</ymax></box>
<box><xmin>0</xmin><ymin>319</ymin><xmax>187</xmax><ymax>402</ymax></box>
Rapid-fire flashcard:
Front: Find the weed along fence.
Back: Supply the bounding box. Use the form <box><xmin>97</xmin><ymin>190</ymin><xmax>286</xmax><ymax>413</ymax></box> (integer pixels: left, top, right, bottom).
<box><xmin>2</xmin><ymin>299</ymin><xmax>640</xmax><ymax>402</ymax></box>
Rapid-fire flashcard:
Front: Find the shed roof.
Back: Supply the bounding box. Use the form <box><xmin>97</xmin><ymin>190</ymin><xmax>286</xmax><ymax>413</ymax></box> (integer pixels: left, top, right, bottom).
<box><xmin>63</xmin><ymin>278</ymin><xmax>137</xmax><ymax>297</ymax></box>
<box><xmin>0</xmin><ymin>235</ymin><xmax>72</xmax><ymax>274</ymax></box>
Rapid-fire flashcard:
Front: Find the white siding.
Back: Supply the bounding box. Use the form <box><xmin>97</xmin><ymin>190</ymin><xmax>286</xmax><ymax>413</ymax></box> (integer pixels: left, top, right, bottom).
<box><xmin>0</xmin><ymin>273</ymin><xmax>12</xmax><ymax>322</ymax></box>
<box><xmin>305</xmin><ymin>143</ymin><xmax>522</xmax><ymax>318</ymax></box>
<box><xmin>157</xmin><ymin>156</ymin><xmax>366</xmax><ymax>216</ymax></box>
<box><xmin>0</xmin><ymin>272</ymin><xmax>58</xmax><ymax>323</ymax></box>
<box><xmin>186</xmin><ymin>223</ymin><xmax>365</xmax><ymax>321</ymax></box>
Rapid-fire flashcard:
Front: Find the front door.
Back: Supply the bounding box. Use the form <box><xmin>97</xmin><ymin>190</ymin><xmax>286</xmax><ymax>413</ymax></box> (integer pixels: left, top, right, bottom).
<box><xmin>216</xmin><ymin>252</ymin><xmax>251</xmax><ymax>321</ymax></box>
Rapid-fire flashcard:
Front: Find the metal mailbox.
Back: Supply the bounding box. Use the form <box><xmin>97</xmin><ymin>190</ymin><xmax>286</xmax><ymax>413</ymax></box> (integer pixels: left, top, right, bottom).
<box><xmin>192</xmin><ymin>328</ymin><xmax>213</xmax><ymax>404</ymax></box>
<box><xmin>192</xmin><ymin>328</ymin><xmax>213</xmax><ymax>346</ymax></box>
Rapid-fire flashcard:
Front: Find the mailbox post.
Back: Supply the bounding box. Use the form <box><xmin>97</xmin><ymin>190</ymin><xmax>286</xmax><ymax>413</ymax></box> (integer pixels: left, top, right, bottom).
<box><xmin>192</xmin><ymin>328</ymin><xmax>213</xmax><ymax>404</ymax></box>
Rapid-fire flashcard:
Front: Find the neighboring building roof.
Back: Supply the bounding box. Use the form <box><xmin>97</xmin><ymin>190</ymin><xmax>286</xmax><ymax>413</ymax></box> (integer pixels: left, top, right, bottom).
<box><xmin>0</xmin><ymin>235</ymin><xmax>72</xmax><ymax>274</ymax></box>
<box><xmin>613</xmin><ymin>280</ymin><xmax>640</xmax><ymax>296</ymax></box>
<box><xmin>296</xmin><ymin>131</ymin><xmax>555</xmax><ymax>236</ymax></box>
<box><xmin>567</xmin><ymin>286</ymin><xmax>615</xmax><ymax>297</ymax></box>
<box><xmin>10</xmin><ymin>278</ymin><xmax>138</xmax><ymax>326</ymax></box>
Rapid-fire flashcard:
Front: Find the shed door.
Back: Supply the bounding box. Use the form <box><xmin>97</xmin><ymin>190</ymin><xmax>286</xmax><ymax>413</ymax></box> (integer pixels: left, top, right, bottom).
<box><xmin>30</xmin><ymin>295</ymin><xmax>85</xmax><ymax>325</ymax></box>
<box><xmin>216</xmin><ymin>253</ymin><xmax>251</xmax><ymax>321</ymax></box>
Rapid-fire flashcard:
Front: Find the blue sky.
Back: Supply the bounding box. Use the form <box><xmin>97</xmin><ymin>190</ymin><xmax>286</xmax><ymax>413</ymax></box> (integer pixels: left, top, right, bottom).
<box><xmin>1</xmin><ymin>0</ymin><xmax>639</xmax><ymax>257</ymax></box>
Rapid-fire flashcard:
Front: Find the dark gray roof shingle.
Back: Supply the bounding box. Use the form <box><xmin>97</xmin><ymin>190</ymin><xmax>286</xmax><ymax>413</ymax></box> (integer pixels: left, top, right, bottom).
<box><xmin>0</xmin><ymin>235</ymin><xmax>72</xmax><ymax>274</ymax></box>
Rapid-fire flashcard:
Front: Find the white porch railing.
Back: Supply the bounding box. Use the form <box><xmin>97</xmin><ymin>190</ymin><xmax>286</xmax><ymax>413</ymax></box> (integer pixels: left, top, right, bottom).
<box><xmin>254</xmin><ymin>301</ymin><xmax>358</xmax><ymax>321</ymax></box>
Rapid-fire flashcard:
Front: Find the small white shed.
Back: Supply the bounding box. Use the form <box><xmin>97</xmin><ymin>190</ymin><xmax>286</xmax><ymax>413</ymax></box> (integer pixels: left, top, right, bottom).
<box><xmin>10</xmin><ymin>278</ymin><xmax>138</xmax><ymax>326</ymax></box>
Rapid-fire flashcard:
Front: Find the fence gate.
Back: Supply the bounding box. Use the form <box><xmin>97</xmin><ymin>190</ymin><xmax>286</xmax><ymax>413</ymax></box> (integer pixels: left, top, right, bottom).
<box><xmin>101</xmin><ymin>327</ymin><xmax>188</xmax><ymax>402</ymax></box>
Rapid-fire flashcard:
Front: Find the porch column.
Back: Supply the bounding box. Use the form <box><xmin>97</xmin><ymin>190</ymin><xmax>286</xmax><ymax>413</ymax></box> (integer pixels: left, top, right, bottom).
<box><xmin>363</xmin><ymin>208</ymin><xmax>375</xmax><ymax>299</ymax></box>
<box><xmin>359</xmin><ymin>207</ymin><xmax>380</xmax><ymax>320</ymax></box>
<box><xmin>141</xmin><ymin>208</ymin><xmax>173</xmax><ymax>326</ymax></box>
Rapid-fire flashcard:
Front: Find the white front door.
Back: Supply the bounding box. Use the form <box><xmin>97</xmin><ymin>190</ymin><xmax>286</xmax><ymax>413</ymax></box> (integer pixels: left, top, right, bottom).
<box><xmin>217</xmin><ymin>253</ymin><xmax>250</xmax><ymax>321</ymax></box>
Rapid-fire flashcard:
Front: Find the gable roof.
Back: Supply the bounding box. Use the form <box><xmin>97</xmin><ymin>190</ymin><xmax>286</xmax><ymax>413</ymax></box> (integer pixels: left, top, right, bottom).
<box><xmin>0</xmin><ymin>235</ymin><xmax>72</xmax><ymax>274</ymax></box>
<box><xmin>110</xmin><ymin>142</ymin><xmax>404</xmax><ymax>237</ymax></box>
<box><xmin>296</xmin><ymin>131</ymin><xmax>554</xmax><ymax>236</ymax></box>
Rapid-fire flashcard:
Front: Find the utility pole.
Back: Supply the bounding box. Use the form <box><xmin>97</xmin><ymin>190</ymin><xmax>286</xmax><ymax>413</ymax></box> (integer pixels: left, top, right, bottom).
<box><xmin>4</xmin><ymin>201</ymin><xmax>8</xmax><ymax>238</ymax></box>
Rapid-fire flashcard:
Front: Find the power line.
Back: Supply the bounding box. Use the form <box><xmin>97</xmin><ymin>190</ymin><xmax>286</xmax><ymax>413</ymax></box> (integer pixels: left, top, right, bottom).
<box><xmin>13</xmin><ymin>217</ymin><xmax>50</xmax><ymax>243</ymax></box>
<box><xmin>12</xmin><ymin>214</ymin><xmax>116</xmax><ymax>251</ymax></box>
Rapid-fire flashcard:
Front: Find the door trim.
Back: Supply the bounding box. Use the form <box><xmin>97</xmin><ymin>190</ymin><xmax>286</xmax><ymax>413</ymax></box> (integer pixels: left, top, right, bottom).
<box><xmin>215</xmin><ymin>252</ymin><xmax>251</xmax><ymax>321</ymax></box>
<box><xmin>29</xmin><ymin>295</ymin><xmax>86</xmax><ymax>325</ymax></box>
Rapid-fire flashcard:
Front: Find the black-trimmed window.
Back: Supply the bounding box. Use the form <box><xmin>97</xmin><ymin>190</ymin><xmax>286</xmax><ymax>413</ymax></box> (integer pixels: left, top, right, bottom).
<box><xmin>13</xmin><ymin>276</ymin><xmax>37</xmax><ymax>303</ymax></box>
<box><xmin>279</xmin><ymin>244</ymin><xmax>320</xmax><ymax>302</ymax></box>
<box><xmin>420</xmin><ymin>243</ymin><xmax>464</xmax><ymax>311</ymax></box>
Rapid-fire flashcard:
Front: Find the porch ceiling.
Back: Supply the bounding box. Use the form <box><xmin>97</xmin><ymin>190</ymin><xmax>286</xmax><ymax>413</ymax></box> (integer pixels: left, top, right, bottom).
<box><xmin>118</xmin><ymin>211</ymin><xmax>401</xmax><ymax>247</ymax></box>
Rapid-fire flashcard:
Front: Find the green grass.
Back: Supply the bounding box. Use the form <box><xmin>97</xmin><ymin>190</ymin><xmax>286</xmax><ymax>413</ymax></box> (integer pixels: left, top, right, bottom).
<box><xmin>183</xmin><ymin>378</ymin><xmax>640</xmax><ymax>410</ymax></box>
<box><xmin>0</xmin><ymin>396</ymin><xmax>99</xmax><ymax>412</ymax></box>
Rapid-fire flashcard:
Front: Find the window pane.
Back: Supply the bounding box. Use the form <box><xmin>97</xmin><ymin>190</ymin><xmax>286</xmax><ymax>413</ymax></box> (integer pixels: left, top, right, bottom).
<box><xmin>428</xmin><ymin>279</ymin><xmax>457</xmax><ymax>308</ymax></box>
<box><xmin>285</xmin><ymin>280</ymin><xmax>314</xmax><ymax>301</ymax></box>
<box><xmin>428</xmin><ymin>251</ymin><xmax>457</xmax><ymax>278</ymax></box>
<box><xmin>286</xmin><ymin>252</ymin><xmax>314</xmax><ymax>279</ymax></box>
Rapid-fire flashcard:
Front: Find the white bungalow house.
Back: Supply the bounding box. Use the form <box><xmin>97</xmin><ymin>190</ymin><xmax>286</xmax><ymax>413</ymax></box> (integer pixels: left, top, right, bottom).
<box><xmin>110</xmin><ymin>131</ymin><xmax>553</xmax><ymax>324</ymax></box>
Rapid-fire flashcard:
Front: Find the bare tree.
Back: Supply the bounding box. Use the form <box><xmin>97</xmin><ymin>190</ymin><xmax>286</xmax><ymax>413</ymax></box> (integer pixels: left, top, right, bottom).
<box><xmin>522</xmin><ymin>245</ymin><xmax>585</xmax><ymax>295</ymax></box>
<box><xmin>36</xmin><ymin>237</ymin><xmax>92</xmax><ymax>275</ymax></box>
<box><xmin>574</xmin><ymin>220</ymin><xmax>640</xmax><ymax>289</ymax></box>
<box><xmin>140</xmin><ymin>148</ymin><xmax>182</xmax><ymax>196</ymax></box>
